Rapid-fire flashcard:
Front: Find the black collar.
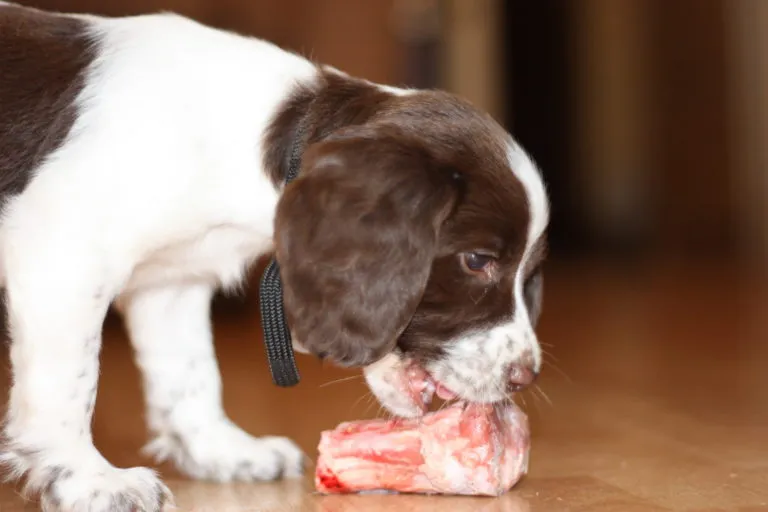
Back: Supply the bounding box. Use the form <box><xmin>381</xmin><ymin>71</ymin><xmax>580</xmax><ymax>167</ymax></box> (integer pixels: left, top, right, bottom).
<box><xmin>258</xmin><ymin>110</ymin><xmax>311</xmax><ymax>387</ymax></box>
<box><xmin>259</xmin><ymin>258</ymin><xmax>299</xmax><ymax>387</ymax></box>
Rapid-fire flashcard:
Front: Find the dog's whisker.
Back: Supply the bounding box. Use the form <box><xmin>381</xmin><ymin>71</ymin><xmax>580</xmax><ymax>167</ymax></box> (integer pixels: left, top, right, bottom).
<box><xmin>534</xmin><ymin>384</ymin><xmax>553</xmax><ymax>407</ymax></box>
<box><xmin>528</xmin><ymin>389</ymin><xmax>543</xmax><ymax>414</ymax></box>
<box><xmin>542</xmin><ymin>359</ymin><xmax>572</xmax><ymax>383</ymax></box>
<box><xmin>541</xmin><ymin>349</ymin><xmax>560</xmax><ymax>363</ymax></box>
<box><xmin>362</xmin><ymin>393</ymin><xmax>380</xmax><ymax>417</ymax></box>
<box><xmin>319</xmin><ymin>374</ymin><xmax>363</xmax><ymax>388</ymax></box>
<box><xmin>517</xmin><ymin>390</ymin><xmax>528</xmax><ymax>410</ymax></box>
<box><xmin>350</xmin><ymin>391</ymin><xmax>373</xmax><ymax>412</ymax></box>
<box><xmin>468</xmin><ymin>287</ymin><xmax>490</xmax><ymax>305</ymax></box>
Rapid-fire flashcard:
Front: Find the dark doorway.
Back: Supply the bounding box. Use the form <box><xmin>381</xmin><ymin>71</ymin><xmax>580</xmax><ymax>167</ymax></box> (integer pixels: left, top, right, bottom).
<box><xmin>501</xmin><ymin>1</ymin><xmax>582</xmax><ymax>257</ymax></box>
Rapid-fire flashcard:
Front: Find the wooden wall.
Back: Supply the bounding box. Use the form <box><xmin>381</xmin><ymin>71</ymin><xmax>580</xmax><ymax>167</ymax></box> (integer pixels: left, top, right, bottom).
<box><xmin>25</xmin><ymin>0</ymin><xmax>407</xmax><ymax>85</ymax></box>
<box><xmin>725</xmin><ymin>0</ymin><xmax>768</xmax><ymax>268</ymax></box>
<box><xmin>569</xmin><ymin>0</ymin><xmax>757</xmax><ymax>262</ymax></box>
<box><xmin>19</xmin><ymin>0</ymin><xmax>768</xmax><ymax>266</ymax></box>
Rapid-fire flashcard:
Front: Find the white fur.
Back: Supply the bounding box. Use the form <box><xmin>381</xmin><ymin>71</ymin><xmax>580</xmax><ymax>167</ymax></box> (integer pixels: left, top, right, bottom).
<box><xmin>120</xmin><ymin>282</ymin><xmax>305</xmax><ymax>483</ymax></box>
<box><xmin>0</xmin><ymin>11</ymin><xmax>317</xmax><ymax>511</ymax></box>
<box><xmin>0</xmin><ymin>7</ymin><xmax>549</xmax><ymax>511</ymax></box>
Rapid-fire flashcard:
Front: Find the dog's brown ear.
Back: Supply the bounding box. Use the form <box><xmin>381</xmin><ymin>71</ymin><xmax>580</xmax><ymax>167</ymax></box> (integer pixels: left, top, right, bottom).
<box><xmin>274</xmin><ymin>126</ymin><xmax>459</xmax><ymax>367</ymax></box>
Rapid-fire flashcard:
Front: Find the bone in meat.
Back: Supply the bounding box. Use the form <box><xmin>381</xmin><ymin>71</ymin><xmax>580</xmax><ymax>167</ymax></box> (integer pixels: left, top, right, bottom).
<box><xmin>315</xmin><ymin>403</ymin><xmax>529</xmax><ymax>496</ymax></box>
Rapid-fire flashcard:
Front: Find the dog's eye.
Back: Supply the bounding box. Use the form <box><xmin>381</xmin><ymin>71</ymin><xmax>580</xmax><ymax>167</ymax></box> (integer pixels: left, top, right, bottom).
<box><xmin>460</xmin><ymin>252</ymin><xmax>496</xmax><ymax>273</ymax></box>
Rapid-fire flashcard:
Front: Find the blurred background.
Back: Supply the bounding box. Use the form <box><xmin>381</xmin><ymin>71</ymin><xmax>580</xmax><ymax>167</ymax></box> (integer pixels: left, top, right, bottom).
<box><xmin>20</xmin><ymin>0</ymin><xmax>768</xmax><ymax>271</ymax></box>
<box><xmin>2</xmin><ymin>1</ymin><xmax>768</xmax><ymax>509</ymax></box>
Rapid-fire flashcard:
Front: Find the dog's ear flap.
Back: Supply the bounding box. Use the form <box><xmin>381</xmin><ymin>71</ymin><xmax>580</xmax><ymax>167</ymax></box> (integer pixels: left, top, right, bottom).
<box><xmin>274</xmin><ymin>126</ymin><xmax>459</xmax><ymax>367</ymax></box>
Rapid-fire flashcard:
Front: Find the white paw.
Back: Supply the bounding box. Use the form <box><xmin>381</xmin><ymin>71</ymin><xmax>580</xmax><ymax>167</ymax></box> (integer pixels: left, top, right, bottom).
<box><xmin>0</xmin><ymin>444</ymin><xmax>171</xmax><ymax>512</ymax></box>
<box><xmin>145</xmin><ymin>420</ymin><xmax>306</xmax><ymax>483</ymax></box>
<box><xmin>41</xmin><ymin>465</ymin><xmax>172</xmax><ymax>512</ymax></box>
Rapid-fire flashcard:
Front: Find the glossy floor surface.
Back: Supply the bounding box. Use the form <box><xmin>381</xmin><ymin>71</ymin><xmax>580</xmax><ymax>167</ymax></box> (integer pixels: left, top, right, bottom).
<box><xmin>1</xmin><ymin>261</ymin><xmax>767</xmax><ymax>511</ymax></box>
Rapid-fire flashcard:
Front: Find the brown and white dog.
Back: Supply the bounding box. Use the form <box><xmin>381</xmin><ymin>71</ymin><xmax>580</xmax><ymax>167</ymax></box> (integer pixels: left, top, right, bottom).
<box><xmin>0</xmin><ymin>3</ymin><xmax>549</xmax><ymax>511</ymax></box>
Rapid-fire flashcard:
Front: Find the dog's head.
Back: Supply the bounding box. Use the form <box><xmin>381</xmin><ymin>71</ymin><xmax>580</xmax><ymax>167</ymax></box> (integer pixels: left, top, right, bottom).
<box><xmin>270</xmin><ymin>72</ymin><xmax>548</xmax><ymax>416</ymax></box>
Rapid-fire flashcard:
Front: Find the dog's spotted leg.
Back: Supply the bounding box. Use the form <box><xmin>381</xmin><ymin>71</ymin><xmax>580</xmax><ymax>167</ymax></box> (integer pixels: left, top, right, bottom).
<box><xmin>120</xmin><ymin>281</ymin><xmax>306</xmax><ymax>482</ymax></box>
<box><xmin>0</xmin><ymin>256</ymin><xmax>170</xmax><ymax>511</ymax></box>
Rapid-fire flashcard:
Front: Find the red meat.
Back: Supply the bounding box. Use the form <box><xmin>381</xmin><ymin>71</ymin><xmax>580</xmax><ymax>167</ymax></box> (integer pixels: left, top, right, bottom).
<box><xmin>315</xmin><ymin>402</ymin><xmax>529</xmax><ymax>496</ymax></box>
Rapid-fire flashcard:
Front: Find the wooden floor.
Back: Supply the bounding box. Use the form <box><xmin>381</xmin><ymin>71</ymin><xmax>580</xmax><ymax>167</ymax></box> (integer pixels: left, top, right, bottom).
<box><xmin>1</xmin><ymin>260</ymin><xmax>767</xmax><ymax>511</ymax></box>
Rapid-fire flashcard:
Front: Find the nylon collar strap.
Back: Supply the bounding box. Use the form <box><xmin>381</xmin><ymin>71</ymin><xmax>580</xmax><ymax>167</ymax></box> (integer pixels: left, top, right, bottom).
<box><xmin>258</xmin><ymin>111</ymin><xmax>309</xmax><ymax>387</ymax></box>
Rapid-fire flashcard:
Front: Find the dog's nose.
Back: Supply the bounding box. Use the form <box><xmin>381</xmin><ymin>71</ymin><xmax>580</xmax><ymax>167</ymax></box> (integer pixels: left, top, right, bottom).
<box><xmin>507</xmin><ymin>364</ymin><xmax>538</xmax><ymax>392</ymax></box>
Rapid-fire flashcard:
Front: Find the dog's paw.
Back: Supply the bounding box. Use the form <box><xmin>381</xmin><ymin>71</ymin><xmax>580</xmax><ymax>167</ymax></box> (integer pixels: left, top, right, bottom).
<box><xmin>145</xmin><ymin>420</ymin><xmax>306</xmax><ymax>483</ymax></box>
<box><xmin>40</xmin><ymin>465</ymin><xmax>171</xmax><ymax>512</ymax></box>
<box><xmin>1</xmin><ymin>446</ymin><xmax>171</xmax><ymax>512</ymax></box>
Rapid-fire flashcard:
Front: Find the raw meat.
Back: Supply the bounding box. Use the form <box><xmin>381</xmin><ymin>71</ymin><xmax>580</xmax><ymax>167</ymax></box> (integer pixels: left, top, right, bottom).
<box><xmin>315</xmin><ymin>402</ymin><xmax>529</xmax><ymax>496</ymax></box>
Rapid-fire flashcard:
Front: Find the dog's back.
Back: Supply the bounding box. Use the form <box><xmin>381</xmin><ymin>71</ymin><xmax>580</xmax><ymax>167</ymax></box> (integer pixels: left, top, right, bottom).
<box><xmin>0</xmin><ymin>4</ymin><xmax>95</xmax><ymax>201</ymax></box>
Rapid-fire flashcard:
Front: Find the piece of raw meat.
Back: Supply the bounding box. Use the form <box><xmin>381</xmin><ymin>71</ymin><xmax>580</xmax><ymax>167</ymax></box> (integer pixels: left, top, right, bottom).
<box><xmin>315</xmin><ymin>402</ymin><xmax>529</xmax><ymax>496</ymax></box>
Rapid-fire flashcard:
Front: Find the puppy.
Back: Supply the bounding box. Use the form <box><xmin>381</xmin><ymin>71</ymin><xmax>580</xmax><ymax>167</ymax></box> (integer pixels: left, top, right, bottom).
<box><xmin>0</xmin><ymin>3</ymin><xmax>549</xmax><ymax>511</ymax></box>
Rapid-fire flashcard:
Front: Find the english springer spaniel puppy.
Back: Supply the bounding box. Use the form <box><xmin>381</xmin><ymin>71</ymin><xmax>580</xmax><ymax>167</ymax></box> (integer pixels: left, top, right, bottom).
<box><xmin>0</xmin><ymin>3</ymin><xmax>549</xmax><ymax>511</ymax></box>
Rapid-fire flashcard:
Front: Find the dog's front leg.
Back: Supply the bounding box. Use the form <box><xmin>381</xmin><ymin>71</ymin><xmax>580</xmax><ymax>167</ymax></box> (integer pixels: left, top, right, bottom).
<box><xmin>121</xmin><ymin>281</ymin><xmax>305</xmax><ymax>482</ymax></box>
<box><xmin>0</xmin><ymin>256</ymin><xmax>171</xmax><ymax>511</ymax></box>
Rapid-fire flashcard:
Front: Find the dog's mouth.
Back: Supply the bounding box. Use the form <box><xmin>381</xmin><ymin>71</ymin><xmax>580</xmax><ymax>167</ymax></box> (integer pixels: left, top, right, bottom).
<box><xmin>406</xmin><ymin>362</ymin><xmax>460</xmax><ymax>407</ymax></box>
<box><xmin>363</xmin><ymin>353</ymin><xmax>463</xmax><ymax>418</ymax></box>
